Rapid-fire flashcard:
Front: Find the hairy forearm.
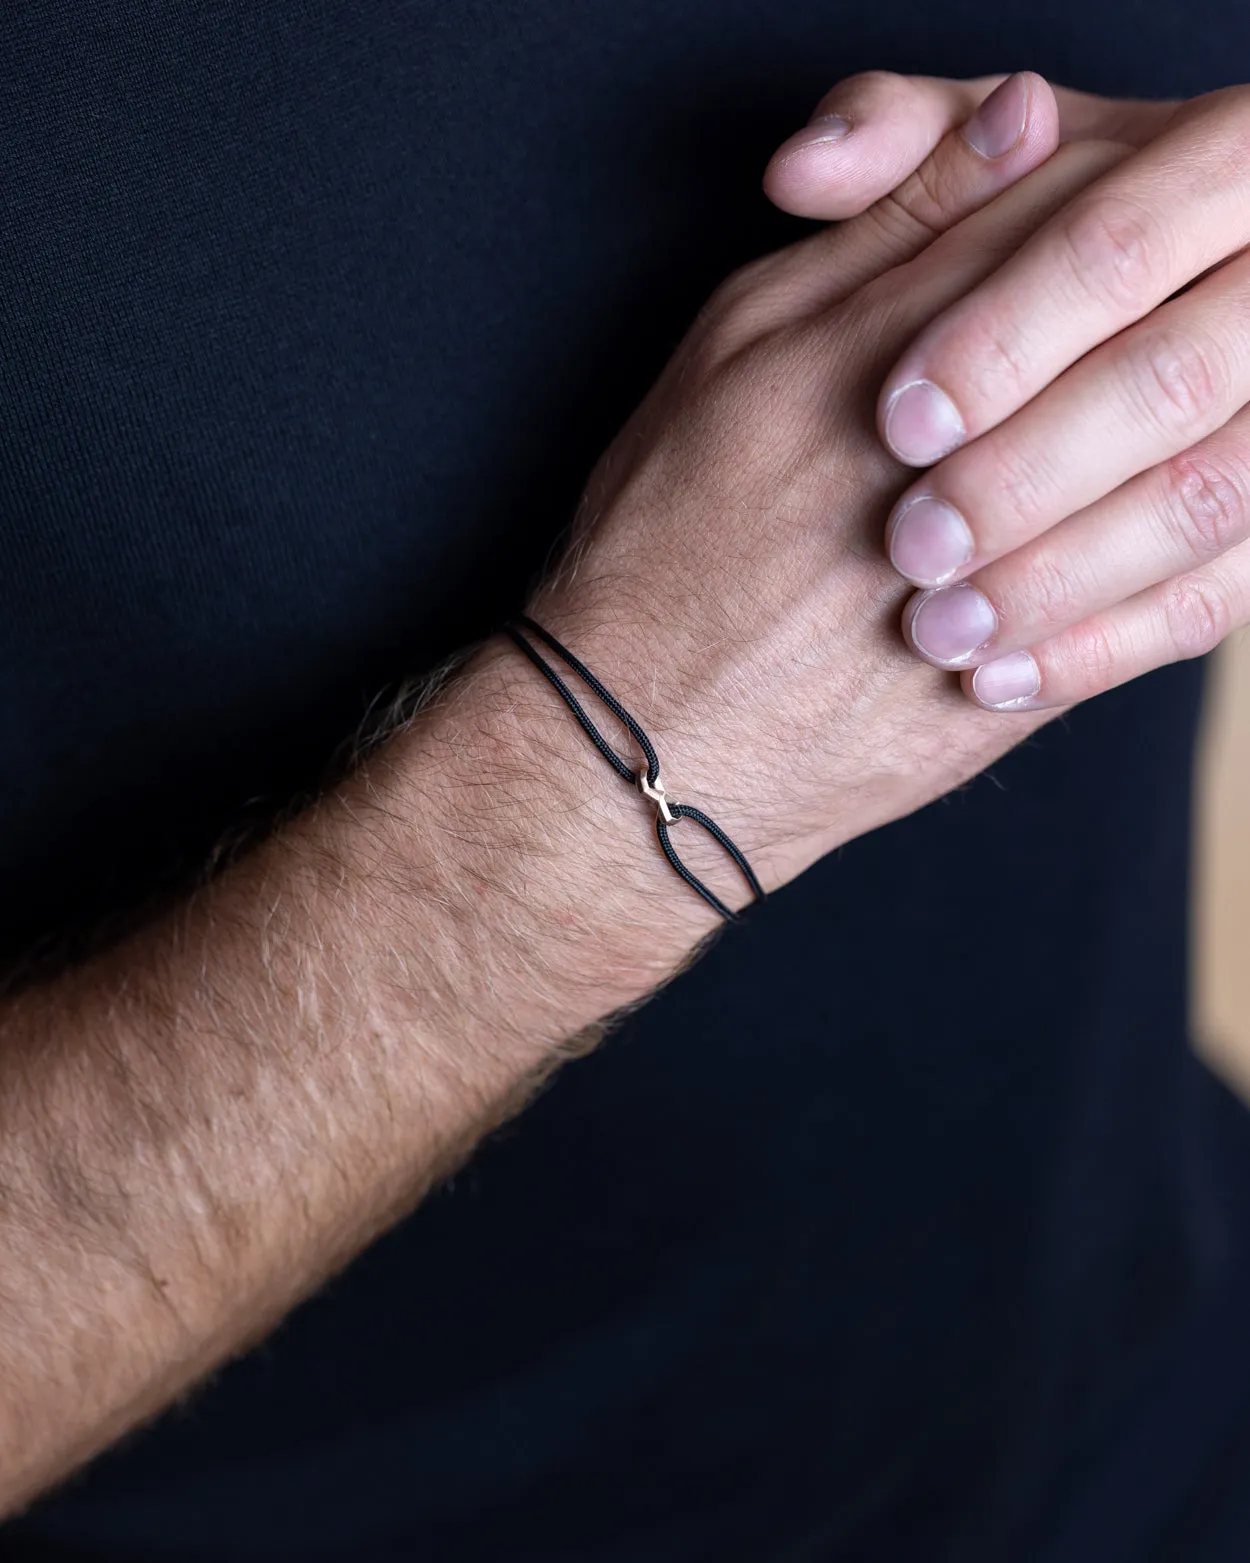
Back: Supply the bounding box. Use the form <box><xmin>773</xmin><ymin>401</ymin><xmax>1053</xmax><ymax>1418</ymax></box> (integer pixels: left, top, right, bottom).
<box><xmin>0</xmin><ymin>636</ymin><xmax>713</xmax><ymax>1515</ymax></box>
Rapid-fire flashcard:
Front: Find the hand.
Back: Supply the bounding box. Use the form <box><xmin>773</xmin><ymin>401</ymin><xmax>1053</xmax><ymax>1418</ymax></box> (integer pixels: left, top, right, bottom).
<box><xmin>515</xmin><ymin>83</ymin><xmax>1123</xmax><ymax>904</ymax></box>
<box><xmin>0</xmin><ymin>84</ymin><xmax>1138</xmax><ymax>1512</ymax></box>
<box><xmin>875</xmin><ymin>82</ymin><xmax>1250</xmax><ymax>713</ymax></box>
<box><xmin>765</xmin><ymin>72</ymin><xmax>1250</xmax><ymax>717</ymax></box>
<box><xmin>0</xmin><ymin>77</ymin><xmax>1127</xmax><ymax>1514</ymax></box>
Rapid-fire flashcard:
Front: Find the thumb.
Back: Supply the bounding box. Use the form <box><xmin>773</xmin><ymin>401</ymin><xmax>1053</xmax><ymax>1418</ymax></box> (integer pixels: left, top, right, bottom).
<box><xmin>764</xmin><ymin>71</ymin><xmax>1007</xmax><ymax>220</ymax></box>
<box><xmin>755</xmin><ymin>74</ymin><xmax>1059</xmax><ymax>325</ymax></box>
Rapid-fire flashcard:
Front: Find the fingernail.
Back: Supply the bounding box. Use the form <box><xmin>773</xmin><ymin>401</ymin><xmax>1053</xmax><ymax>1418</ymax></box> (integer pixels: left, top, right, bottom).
<box><xmin>908</xmin><ymin>585</ymin><xmax>998</xmax><ymax>665</ymax></box>
<box><xmin>888</xmin><ymin>496</ymin><xmax>974</xmax><ymax>586</ymax></box>
<box><xmin>962</xmin><ymin>73</ymin><xmax>1028</xmax><ymax>160</ymax></box>
<box><xmin>971</xmin><ymin>651</ymin><xmax>1041</xmax><ymax>708</ymax></box>
<box><xmin>883</xmin><ymin>380</ymin><xmax>966</xmax><ymax>466</ymax></box>
<box><xmin>791</xmin><ymin>113</ymin><xmax>852</xmax><ymax>148</ymax></box>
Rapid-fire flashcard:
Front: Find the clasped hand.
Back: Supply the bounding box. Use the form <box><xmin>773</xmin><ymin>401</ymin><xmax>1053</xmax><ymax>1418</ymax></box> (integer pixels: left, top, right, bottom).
<box><xmin>770</xmin><ymin>70</ymin><xmax>1250</xmax><ymax>713</ymax></box>
<box><xmin>523</xmin><ymin>68</ymin><xmax>1247</xmax><ymax>910</ymax></box>
<box><xmin>531</xmin><ymin>84</ymin><xmax>1108</xmax><ymax>900</ymax></box>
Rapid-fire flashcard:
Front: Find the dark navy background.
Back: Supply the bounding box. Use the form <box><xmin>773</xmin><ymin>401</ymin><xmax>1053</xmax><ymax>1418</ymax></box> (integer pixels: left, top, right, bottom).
<box><xmin>2</xmin><ymin>3</ymin><xmax>1250</xmax><ymax>1559</ymax></box>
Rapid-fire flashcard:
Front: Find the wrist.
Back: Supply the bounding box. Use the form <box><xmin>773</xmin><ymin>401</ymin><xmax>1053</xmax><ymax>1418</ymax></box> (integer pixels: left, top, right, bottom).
<box><xmin>363</xmin><ymin>633</ymin><xmax>720</xmax><ymax>1055</ymax></box>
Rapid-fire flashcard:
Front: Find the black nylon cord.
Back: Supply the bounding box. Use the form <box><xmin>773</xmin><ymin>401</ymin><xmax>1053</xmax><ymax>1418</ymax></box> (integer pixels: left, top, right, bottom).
<box><xmin>504</xmin><ymin>614</ymin><xmax>765</xmax><ymax>923</ymax></box>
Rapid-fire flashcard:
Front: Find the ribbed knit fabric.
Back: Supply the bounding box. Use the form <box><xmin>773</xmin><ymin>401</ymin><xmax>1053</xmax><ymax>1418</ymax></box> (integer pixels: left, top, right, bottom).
<box><xmin>3</xmin><ymin>4</ymin><xmax>1250</xmax><ymax>1560</ymax></box>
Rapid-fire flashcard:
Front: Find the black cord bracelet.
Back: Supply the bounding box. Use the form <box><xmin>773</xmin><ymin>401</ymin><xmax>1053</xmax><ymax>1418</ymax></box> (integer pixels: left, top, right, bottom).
<box><xmin>503</xmin><ymin>614</ymin><xmax>765</xmax><ymax>923</ymax></box>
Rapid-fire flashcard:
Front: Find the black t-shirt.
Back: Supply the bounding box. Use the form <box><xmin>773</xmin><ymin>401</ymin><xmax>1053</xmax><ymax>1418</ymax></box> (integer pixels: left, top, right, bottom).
<box><xmin>4</xmin><ymin>4</ymin><xmax>1250</xmax><ymax>1560</ymax></box>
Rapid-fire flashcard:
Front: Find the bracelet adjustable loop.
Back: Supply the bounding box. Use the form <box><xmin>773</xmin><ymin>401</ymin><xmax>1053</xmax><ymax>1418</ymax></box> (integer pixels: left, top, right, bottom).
<box><xmin>503</xmin><ymin>614</ymin><xmax>764</xmax><ymax>923</ymax></box>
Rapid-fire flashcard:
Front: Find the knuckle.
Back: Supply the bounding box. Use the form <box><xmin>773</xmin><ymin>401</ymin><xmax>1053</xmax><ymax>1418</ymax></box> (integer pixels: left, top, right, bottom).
<box><xmin>701</xmin><ymin>256</ymin><xmax>773</xmax><ymax>324</ymax></box>
<box><xmin>1058</xmin><ymin>194</ymin><xmax>1164</xmax><ymax>314</ymax></box>
<box><xmin>809</xmin><ymin>70</ymin><xmax>902</xmax><ymax>124</ymax></box>
<box><xmin>692</xmin><ymin>282</ymin><xmax>742</xmax><ymax>351</ymax></box>
<box><xmin>1160</xmin><ymin>573</ymin><xmax>1232</xmax><ymax>661</ymax></box>
<box><xmin>885</xmin><ymin>157</ymin><xmax>963</xmax><ymax>238</ymax></box>
<box><xmin>693</xmin><ymin>256</ymin><xmax>787</xmax><ymax>363</ymax></box>
<box><xmin>975</xmin><ymin>438</ymin><xmax>1064</xmax><ymax>539</ymax></box>
<box><xmin>834</xmin><ymin>69</ymin><xmax>900</xmax><ymax>103</ymax></box>
<box><xmin>1019</xmin><ymin>549</ymin><xmax>1081</xmax><ymax>634</ymax></box>
<box><xmin>847</xmin><ymin>273</ymin><xmax>909</xmax><ymax>350</ymax></box>
<box><xmin>1160</xmin><ymin>450</ymin><xmax>1249</xmax><ymax>559</ymax></box>
<box><xmin>1071</xmin><ymin>617</ymin><xmax>1120</xmax><ymax>689</ymax></box>
<box><xmin>860</xmin><ymin>191</ymin><xmax>937</xmax><ymax>252</ymax></box>
<box><xmin>1188</xmin><ymin>90</ymin><xmax>1250</xmax><ymax>181</ymax></box>
<box><xmin>1127</xmin><ymin>326</ymin><xmax>1228</xmax><ymax>436</ymax></box>
<box><xmin>958</xmin><ymin>312</ymin><xmax>1035</xmax><ymax>406</ymax></box>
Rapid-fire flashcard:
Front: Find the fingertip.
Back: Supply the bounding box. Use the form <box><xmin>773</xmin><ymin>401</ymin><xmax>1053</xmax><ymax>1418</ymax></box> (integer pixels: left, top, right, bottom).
<box><xmin>762</xmin><ymin>71</ymin><xmax>982</xmax><ymax>222</ymax></box>
<box><xmin>762</xmin><ymin>119</ymin><xmax>865</xmax><ymax>221</ymax></box>
<box><xmin>899</xmin><ymin>588</ymin><xmax>929</xmax><ymax>656</ymax></box>
<box><xmin>880</xmin><ymin>378</ymin><xmax>966</xmax><ymax>468</ymax></box>
<box><xmin>762</xmin><ymin>71</ymin><xmax>896</xmax><ymax>219</ymax></box>
<box><xmin>887</xmin><ymin>493</ymin><xmax>975</xmax><ymax>586</ymax></box>
<box><xmin>958</xmin><ymin>71</ymin><xmax>1059</xmax><ymax>167</ymax></box>
<box><xmin>1014</xmin><ymin>71</ymin><xmax>1062</xmax><ymax>162</ymax></box>
<box><xmin>963</xmin><ymin>652</ymin><xmax>1044</xmax><ymax>710</ymax></box>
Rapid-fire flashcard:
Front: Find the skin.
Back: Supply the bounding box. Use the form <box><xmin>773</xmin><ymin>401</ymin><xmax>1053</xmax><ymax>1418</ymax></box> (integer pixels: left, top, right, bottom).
<box><xmin>767</xmin><ymin>72</ymin><xmax>1250</xmax><ymax>714</ymax></box>
<box><xmin>0</xmin><ymin>88</ymin><xmax>1113</xmax><ymax>1511</ymax></box>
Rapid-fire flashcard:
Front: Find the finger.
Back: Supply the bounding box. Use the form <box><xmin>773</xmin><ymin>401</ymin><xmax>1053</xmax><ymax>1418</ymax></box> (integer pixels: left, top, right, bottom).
<box><xmin>1050</xmin><ymin>84</ymin><xmax>1179</xmax><ymax>147</ymax></box>
<box><xmin>714</xmin><ymin>76</ymin><xmax>1066</xmax><ymax>345</ymax></box>
<box><xmin>781</xmin><ymin>73</ymin><xmax>1060</xmax><ymax>316</ymax></box>
<box><xmin>764</xmin><ymin>71</ymin><xmax>1006</xmax><ymax>220</ymax></box>
<box><xmin>885</xmin><ymin>246</ymin><xmax>1250</xmax><ymax>589</ymax></box>
<box><xmin>876</xmin><ymin>85</ymin><xmax>1250</xmax><ymax>467</ymax></box>
<box><xmin>763</xmin><ymin>74</ymin><xmax>1177</xmax><ymax>225</ymax></box>
<box><xmin>904</xmin><ymin>400</ymin><xmax>1250</xmax><ymax>671</ymax></box>
<box><xmin>837</xmin><ymin>139</ymin><xmax>1133</xmax><ymax>353</ymax></box>
<box><xmin>959</xmin><ymin>538</ymin><xmax>1250</xmax><ymax>712</ymax></box>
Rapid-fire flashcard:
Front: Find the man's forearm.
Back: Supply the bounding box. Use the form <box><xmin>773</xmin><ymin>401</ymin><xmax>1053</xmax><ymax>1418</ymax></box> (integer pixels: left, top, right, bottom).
<box><xmin>0</xmin><ymin>98</ymin><xmax>1097</xmax><ymax>1509</ymax></box>
<box><xmin>0</xmin><ymin>637</ymin><xmax>713</xmax><ymax>1515</ymax></box>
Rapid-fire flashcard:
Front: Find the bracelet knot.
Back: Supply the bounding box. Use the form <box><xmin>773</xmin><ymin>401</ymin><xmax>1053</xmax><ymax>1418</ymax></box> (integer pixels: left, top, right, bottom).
<box><xmin>637</xmin><ymin>769</ymin><xmax>674</xmax><ymax>824</ymax></box>
<box><xmin>503</xmin><ymin>614</ymin><xmax>764</xmax><ymax>923</ymax></box>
